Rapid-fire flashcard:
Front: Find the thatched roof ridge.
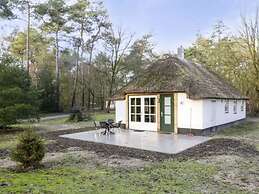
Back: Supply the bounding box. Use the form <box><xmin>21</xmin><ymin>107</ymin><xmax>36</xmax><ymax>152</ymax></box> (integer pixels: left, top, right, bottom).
<box><xmin>113</xmin><ymin>56</ymin><xmax>247</xmax><ymax>100</ymax></box>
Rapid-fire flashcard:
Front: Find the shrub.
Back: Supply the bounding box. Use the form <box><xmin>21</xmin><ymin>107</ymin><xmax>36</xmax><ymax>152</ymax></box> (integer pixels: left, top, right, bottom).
<box><xmin>0</xmin><ymin>55</ymin><xmax>39</xmax><ymax>128</ymax></box>
<box><xmin>11</xmin><ymin>129</ymin><xmax>45</xmax><ymax>169</ymax></box>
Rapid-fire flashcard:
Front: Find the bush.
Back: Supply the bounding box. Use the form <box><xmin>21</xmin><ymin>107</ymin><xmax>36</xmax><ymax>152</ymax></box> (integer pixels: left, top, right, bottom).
<box><xmin>0</xmin><ymin>55</ymin><xmax>39</xmax><ymax>128</ymax></box>
<box><xmin>11</xmin><ymin>129</ymin><xmax>45</xmax><ymax>169</ymax></box>
<box><xmin>68</xmin><ymin>111</ymin><xmax>83</xmax><ymax>122</ymax></box>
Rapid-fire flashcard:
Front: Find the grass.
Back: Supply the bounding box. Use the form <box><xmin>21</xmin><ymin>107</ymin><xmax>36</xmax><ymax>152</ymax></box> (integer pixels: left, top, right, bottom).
<box><xmin>11</xmin><ymin>111</ymin><xmax>115</xmax><ymax>131</ymax></box>
<box><xmin>0</xmin><ymin>133</ymin><xmax>19</xmax><ymax>150</ymax></box>
<box><xmin>91</xmin><ymin>111</ymin><xmax>115</xmax><ymax>122</ymax></box>
<box><xmin>218</xmin><ymin>121</ymin><xmax>259</xmax><ymax>136</ymax></box>
<box><xmin>0</xmin><ymin>159</ymin><xmax>248</xmax><ymax>194</ymax></box>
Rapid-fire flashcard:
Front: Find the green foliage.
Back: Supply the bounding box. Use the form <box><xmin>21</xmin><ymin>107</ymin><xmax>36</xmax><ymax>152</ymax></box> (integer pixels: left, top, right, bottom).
<box><xmin>11</xmin><ymin>129</ymin><xmax>45</xmax><ymax>169</ymax></box>
<box><xmin>185</xmin><ymin>20</ymin><xmax>259</xmax><ymax>113</ymax></box>
<box><xmin>0</xmin><ymin>0</ymin><xmax>14</xmax><ymax>19</ymax></box>
<box><xmin>0</xmin><ymin>55</ymin><xmax>39</xmax><ymax>127</ymax></box>
<box><xmin>38</xmin><ymin>67</ymin><xmax>57</xmax><ymax>113</ymax></box>
<box><xmin>34</xmin><ymin>0</ymin><xmax>70</xmax><ymax>34</ymax></box>
<box><xmin>68</xmin><ymin>111</ymin><xmax>84</xmax><ymax>122</ymax></box>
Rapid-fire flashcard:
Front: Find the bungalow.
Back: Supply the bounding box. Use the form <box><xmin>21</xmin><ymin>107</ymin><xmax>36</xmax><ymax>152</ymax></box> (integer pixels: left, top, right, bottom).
<box><xmin>113</xmin><ymin>48</ymin><xmax>248</xmax><ymax>135</ymax></box>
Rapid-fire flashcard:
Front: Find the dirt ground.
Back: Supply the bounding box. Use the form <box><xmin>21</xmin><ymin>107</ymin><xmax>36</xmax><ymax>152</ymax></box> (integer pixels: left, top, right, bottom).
<box><xmin>1</xmin><ymin>127</ymin><xmax>258</xmax><ymax>168</ymax></box>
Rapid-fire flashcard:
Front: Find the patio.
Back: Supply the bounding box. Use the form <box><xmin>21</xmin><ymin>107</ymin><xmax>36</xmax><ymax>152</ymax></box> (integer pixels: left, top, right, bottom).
<box><xmin>60</xmin><ymin>129</ymin><xmax>209</xmax><ymax>154</ymax></box>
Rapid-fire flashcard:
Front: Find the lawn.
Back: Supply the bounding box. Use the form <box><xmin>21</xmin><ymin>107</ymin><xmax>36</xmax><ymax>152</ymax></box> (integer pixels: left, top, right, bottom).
<box><xmin>1</xmin><ymin>116</ymin><xmax>259</xmax><ymax>193</ymax></box>
<box><xmin>216</xmin><ymin>120</ymin><xmax>259</xmax><ymax>150</ymax></box>
<box><xmin>12</xmin><ymin>111</ymin><xmax>115</xmax><ymax>132</ymax></box>
<box><xmin>0</xmin><ymin>159</ymin><xmax>249</xmax><ymax>194</ymax></box>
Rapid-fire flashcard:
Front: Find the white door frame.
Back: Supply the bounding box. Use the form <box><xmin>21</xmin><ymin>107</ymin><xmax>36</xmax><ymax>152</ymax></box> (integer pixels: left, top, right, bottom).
<box><xmin>128</xmin><ymin>95</ymin><xmax>158</xmax><ymax>131</ymax></box>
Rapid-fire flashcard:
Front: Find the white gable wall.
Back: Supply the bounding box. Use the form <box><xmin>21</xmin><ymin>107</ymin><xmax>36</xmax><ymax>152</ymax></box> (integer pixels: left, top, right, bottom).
<box><xmin>177</xmin><ymin>93</ymin><xmax>204</xmax><ymax>129</ymax></box>
<box><xmin>115</xmin><ymin>100</ymin><xmax>127</xmax><ymax>123</ymax></box>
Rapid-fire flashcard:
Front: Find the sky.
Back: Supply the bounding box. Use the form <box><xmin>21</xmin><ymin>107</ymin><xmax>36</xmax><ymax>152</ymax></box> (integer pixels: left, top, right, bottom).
<box><xmin>1</xmin><ymin>0</ymin><xmax>259</xmax><ymax>53</ymax></box>
<box><xmin>103</xmin><ymin>0</ymin><xmax>259</xmax><ymax>52</ymax></box>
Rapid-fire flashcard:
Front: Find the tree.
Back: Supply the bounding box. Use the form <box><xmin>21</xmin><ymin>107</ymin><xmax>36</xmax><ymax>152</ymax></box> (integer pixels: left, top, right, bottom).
<box><xmin>239</xmin><ymin>10</ymin><xmax>259</xmax><ymax>112</ymax></box>
<box><xmin>68</xmin><ymin>0</ymin><xmax>90</xmax><ymax>109</ymax></box>
<box><xmin>37</xmin><ymin>67</ymin><xmax>56</xmax><ymax>113</ymax></box>
<box><xmin>121</xmin><ymin>34</ymin><xmax>156</xmax><ymax>82</ymax></box>
<box><xmin>0</xmin><ymin>0</ymin><xmax>14</xmax><ymax>19</ymax></box>
<box><xmin>69</xmin><ymin>0</ymin><xmax>109</xmax><ymax>109</ymax></box>
<box><xmin>35</xmin><ymin>0</ymin><xmax>70</xmax><ymax>112</ymax></box>
<box><xmin>9</xmin><ymin>28</ymin><xmax>52</xmax><ymax>81</ymax></box>
<box><xmin>0</xmin><ymin>54</ymin><xmax>39</xmax><ymax>127</ymax></box>
<box><xmin>11</xmin><ymin>129</ymin><xmax>45</xmax><ymax>169</ymax></box>
<box><xmin>102</xmin><ymin>27</ymin><xmax>134</xmax><ymax>112</ymax></box>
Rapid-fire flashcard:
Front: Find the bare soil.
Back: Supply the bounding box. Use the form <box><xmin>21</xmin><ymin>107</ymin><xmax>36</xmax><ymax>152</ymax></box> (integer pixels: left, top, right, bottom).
<box><xmin>1</xmin><ymin>127</ymin><xmax>259</xmax><ymax>162</ymax></box>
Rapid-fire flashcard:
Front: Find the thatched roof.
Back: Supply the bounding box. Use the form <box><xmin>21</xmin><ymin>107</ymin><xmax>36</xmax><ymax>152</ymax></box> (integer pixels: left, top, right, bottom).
<box><xmin>113</xmin><ymin>56</ymin><xmax>247</xmax><ymax>100</ymax></box>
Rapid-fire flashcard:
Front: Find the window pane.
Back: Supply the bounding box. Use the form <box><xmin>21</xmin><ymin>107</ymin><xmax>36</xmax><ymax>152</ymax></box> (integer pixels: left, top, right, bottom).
<box><xmin>150</xmin><ymin>106</ymin><xmax>155</xmax><ymax>114</ymax></box>
<box><xmin>164</xmin><ymin>97</ymin><xmax>171</xmax><ymax>106</ymax></box>
<box><xmin>145</xmin><ymin>106</ymin><xmax>149</xmax><ymax>114</ymax></box>
<box><xmin>150</xmin><ymin>115</ymin><xmax>156</xmax><ymax>123</ymax></box>
<box><xmin>145</xmin><ymin>115</ymin><xmax>149</xmax><ymax>122</ymax></box>
<box><xmin>136</xmin><ymin>98</ymin><xmax>141</xmax><ymax>105</ymax></box>
<box><xmin>164</xmin><ymin>106</ymin><xmax>171</xmax><ymax>114</ymax></box>
<box><xmin>144</xmin><ymin>98</ymin><xmax>149</xmax><ymax>105</ymax></box>
<box><xmin>131</xmin><ymin>98</ymin><xmax>135</xmax><ymax>105</ymax></box>
<box><xmin>136</xmin><ymin>106</ymin><xmax>141</xmax><ymax>113</ymax></box>
<box><xmin>131</xmin><ymin>106</ymin><xmax>135</xmax><ymax>113</ymax></box>
<box><xmin>150</xmin><ymin>98</ymin><xmax>155</xmax><ymax>105</ymax></box>
<box><xmin>131</xmin><ymin>114</ymin><xmax>135</xmax><ymax>122</ymax></box>
<box><xmin>136</xmin><ymin>114</ymin><xmax>141</xmax><ymax>122</ymax></box>
<box><xmin>164</xmin><ymin>115</ymin><xmax>171</xmax><ymax>124</ymax></box>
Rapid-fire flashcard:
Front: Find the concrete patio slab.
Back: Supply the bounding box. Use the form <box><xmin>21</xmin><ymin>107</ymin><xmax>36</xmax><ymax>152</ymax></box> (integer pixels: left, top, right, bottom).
<box><xmin>60</xmin><ymin>129</ymin><xmax>209</xmax><ymax>154</ymax></box>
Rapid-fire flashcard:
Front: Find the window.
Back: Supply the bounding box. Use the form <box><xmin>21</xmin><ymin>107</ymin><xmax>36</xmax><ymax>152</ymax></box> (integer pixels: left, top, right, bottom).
<box><xmin>241</xmin><ymin>100</ymin><xmax>244</xmax><ymax>111</ymax></box>
<box><xmin>225</xmin><ymin>100</ymin><xmax>229</xmax><ymax>113</ymax></box>
<box><xmin>233</xmin><ymin>100</ymin><xmax>237</xmax><ymax>114</ymax></box>
<box><xmin>144</xmin><ymin>97</ymin><xmax>156</xmax><ymax>123</ymax></box>
<box><xmin>130</xmin><ymin>98</ymin><xmax>141</xmax><ymax>122</ymax></box>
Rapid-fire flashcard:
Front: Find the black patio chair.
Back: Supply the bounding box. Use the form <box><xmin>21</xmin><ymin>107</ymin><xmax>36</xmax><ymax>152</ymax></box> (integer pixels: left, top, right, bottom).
<box><xmin>107</xmin><ymin>119</ymin><xmax>114</xmax><ymax>124</ymax></box>
<box><xmin>99</xmin><ymin>121</ymin><xmax>114</xmax><ymax>135</ymax></box>
<box><xmin>93</xmin><ymin>121</ymin><xmax>99</xmax><ymax>130</ymax></box>
<box><xmin>113</xmin><ymin>120</ymin><xmax>122</xmax><ymax>130</ymax></box>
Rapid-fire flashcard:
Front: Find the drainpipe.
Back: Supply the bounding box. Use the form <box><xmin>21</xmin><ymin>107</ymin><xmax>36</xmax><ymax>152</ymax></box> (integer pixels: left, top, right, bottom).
<box><xmin>189</xmin><ymin>108</ymin><xmax>192</xmax><ymax>134</ymax></box>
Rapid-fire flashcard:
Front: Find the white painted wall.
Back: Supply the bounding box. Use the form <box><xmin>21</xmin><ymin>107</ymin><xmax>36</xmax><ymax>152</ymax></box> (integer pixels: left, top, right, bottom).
<box><xmin>115</xmin><ymin>100</ymin><xmax>126</xmax><ymax>124</ymax></box>
<box><xmin>177</xmin><ymin>93</ymin><xmax>246</xmax><ymax>130</ymax></box>
<box><xmin>203</xmin><ymin>99</ymin><xmax>246</xmax><ymax>129</ymax></box>
<box><xmin>128</xmin><ymin>95</ymin><xmax>158</xmax><ymax>131</ymax></box>
<box><xmin>177</xmin><ymin>93</ymin><xmax>204</xmax><ymax>129</ymax></box>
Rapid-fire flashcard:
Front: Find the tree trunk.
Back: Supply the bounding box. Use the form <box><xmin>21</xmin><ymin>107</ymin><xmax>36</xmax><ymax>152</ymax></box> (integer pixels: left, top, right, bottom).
<box><xmin>71</xmin><ymin>45</ymin><xmax>80</xmax><ymax>109</ymax></box>
<box><xmin>55</xmin><ymin>31</ymin><xmax>60</xmax><ymax>112</ymax></box>
<box><xmin>71</xmin><ymin>24</ymin><xmax>84</xmax><ymax>110</ymax></box>
<box><xmin>106</xmin><ymin>74</ymin><xmax>115</xmax><ymax>113</ymax></box>
<box><xmin>87</xmin><ymin>90</ymin><xmax>91</xmax><ymax>110</ymax></box>
<box><xmin>26</xmin><ymin>1</ymin><xmax>30</xmax><ymax>73</ymax></box>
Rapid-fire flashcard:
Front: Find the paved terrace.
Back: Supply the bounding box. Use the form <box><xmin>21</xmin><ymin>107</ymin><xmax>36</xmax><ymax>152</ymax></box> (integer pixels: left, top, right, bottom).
<box><xmin>60</xmin><ymin>129</ymin><xmax>209</xmax><ymax>154</ymax></box>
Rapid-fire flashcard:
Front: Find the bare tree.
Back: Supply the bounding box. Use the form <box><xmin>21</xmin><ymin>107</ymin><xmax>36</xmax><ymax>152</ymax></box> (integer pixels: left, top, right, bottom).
<box><xmin>103</xmin><ymin>27</ymin><xmax>134</xmax><ymax>112</ymax></box>
<box><xmin>240</xmin><ymin>9</ymin><xmax>259</xmax><ymax>111</ymax></box>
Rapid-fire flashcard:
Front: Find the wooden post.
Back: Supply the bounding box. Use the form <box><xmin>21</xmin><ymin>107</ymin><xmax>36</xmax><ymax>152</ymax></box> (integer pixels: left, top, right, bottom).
<box><xmin>157</xmin><ymin>94</ymin><xmax>160</xmax><ymax>131</ymax></box>
<box><xmin>125</xmin><ymin>94</ymin><xmax>129</xmax><ymax>128</ymax></box>
<box><xmin>174</xmin><ymin>93</ymin><xmax>178</xmax><ymax>134</ymax></box>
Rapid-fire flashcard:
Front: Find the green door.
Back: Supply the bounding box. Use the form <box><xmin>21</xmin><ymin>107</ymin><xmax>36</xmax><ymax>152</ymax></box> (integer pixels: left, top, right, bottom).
<box><xmin>160</xmin><ymin>95</ymin><xmax>174</xmax><ymax>132</ymax></box>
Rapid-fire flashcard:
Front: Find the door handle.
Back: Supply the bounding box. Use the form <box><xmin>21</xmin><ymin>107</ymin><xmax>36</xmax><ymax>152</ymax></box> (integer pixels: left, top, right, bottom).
<box><xmin>161</xmin><ymin>112</ymin><xmax>163</xmax><ymax>117</ymax></box>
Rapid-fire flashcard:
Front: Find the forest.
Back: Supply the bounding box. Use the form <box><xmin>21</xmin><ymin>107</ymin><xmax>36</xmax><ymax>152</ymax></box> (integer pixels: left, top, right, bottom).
<box><xmin>1</xmin><ymin>0</ymin><xmax>259</xmax><ymax>126</ymax></box>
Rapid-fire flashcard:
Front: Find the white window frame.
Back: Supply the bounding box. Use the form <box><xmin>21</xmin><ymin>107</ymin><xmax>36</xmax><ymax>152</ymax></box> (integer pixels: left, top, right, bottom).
<box><xmin>241</xmin><ymin>100</ymin><xmax>244</xmax><ymax>111</ymax></box>
<box><xmin>225</xmin><ymin>100</ymin><xmax>229</xmax><ymax>113</ymax></box>
<box><xmin>233</xmin><ymin>100</ymin><xmax>237</xmax><ymax>114</ymax></box>
<box><xmin>144</xmin><ymin>97</ymin><xmax>156</xmax><ymax>123</ymax></box>
<box><xmin>130</xmin><ymin>97</ymin><xmax>141</xmax><ymax>122</ymax></box>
